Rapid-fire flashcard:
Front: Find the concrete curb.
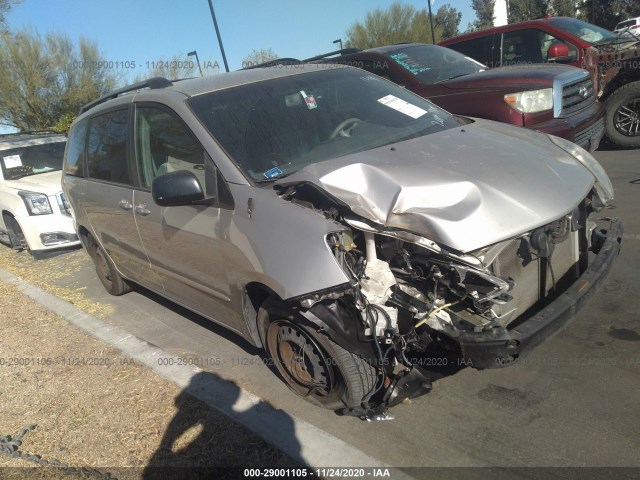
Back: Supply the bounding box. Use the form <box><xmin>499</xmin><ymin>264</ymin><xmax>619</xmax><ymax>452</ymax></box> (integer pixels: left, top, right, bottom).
<box><xmin>0</xmin><ymin>267</ymin><xmax>395</xmax><ymax>470</ymax></box>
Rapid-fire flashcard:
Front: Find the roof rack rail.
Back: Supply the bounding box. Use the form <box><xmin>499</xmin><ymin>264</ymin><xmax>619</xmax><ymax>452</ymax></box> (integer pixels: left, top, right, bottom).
<box><xmin>242</xmin><ymin>57</ymin><xmax>302</xmax><ymax>69</ymax></box>
<box><xmin>80</xmin><ymin>77</ymin><xmax>173</xmax><ymax>114</ymax></box>
<box><xmin>302</xmin><ymin>48</ymin><xmax>361</xmax><ymax>62</ymax></box>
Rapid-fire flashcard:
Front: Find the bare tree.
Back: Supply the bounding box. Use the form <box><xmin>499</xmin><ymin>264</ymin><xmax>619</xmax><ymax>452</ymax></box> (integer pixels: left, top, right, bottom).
<box><xmin>0</xmin><ymin>30</ymin><xmax>117</xmax><ymax>132</ymax></box>
<box><xmin>241</xmin><ymin>48</ymin><xmax>279</xmax><ymax>68</ymax></box>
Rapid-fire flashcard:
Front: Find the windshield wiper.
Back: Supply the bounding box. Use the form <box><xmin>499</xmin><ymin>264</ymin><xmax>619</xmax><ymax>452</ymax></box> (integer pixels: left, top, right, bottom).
<box><xmin>434</xmin><ymin>73</ymin><xmax>472</xmax><ymax>84</ymax></box>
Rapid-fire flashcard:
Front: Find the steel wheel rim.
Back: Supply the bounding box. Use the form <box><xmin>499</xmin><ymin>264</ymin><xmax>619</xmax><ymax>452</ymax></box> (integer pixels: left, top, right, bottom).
<box><xmin>266</xmin><ymin>320</ymin><xmax>335</xmax><ymax>398</ymax></box>
<box><xmin>614</xmin><ymin>98</ymin><xmax>640</xmax><ymax>137</ymax></box>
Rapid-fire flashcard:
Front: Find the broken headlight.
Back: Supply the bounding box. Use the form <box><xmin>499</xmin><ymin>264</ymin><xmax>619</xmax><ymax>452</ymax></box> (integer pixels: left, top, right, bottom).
<box><xmin>548</xmin><ymin>134</ymin><xmax>614</xmax><ymax>206</ymax></box>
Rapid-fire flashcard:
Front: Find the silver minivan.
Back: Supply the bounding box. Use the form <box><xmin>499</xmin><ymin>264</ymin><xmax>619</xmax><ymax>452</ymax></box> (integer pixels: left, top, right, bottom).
<box><xmin>62</xmin><ymin>66</ymin><xmax>622</xmax><ymax>418</ymax></box>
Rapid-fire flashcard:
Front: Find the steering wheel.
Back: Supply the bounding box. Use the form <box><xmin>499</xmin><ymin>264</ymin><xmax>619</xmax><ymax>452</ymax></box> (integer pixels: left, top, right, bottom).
<box><xmin>330</xmin><ymin>118</ymin><xmax>362</xmax><ymax>139</ymax></box>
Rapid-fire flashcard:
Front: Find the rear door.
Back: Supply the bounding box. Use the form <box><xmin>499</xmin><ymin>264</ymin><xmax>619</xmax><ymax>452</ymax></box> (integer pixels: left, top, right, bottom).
<box><xmin>83</xmin><ymin>107</ymin><xmax>154</xmax><ymax>283</ymax></box>
<box><xmin>131</xmin><ymin>103</ymin><xmax>241</xmax><ymax>331</ymax></box>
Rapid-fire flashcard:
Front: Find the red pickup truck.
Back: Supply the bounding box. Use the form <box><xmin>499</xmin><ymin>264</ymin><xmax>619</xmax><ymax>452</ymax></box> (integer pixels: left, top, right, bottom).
<box><xmin>315</xmin><ymin>44</ymin><xmax>605</xmax><ymax>151</ymax></box>
<box><xmin>441</xmin><ymin>17</ymin><xmax>640</xmax><ymax>148</ymax></box>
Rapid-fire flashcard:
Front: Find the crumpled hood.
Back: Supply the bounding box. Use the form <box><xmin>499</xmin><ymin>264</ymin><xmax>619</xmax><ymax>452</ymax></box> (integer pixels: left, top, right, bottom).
<box><xmin>4</xmin><ymin>171</ymin><xmax>63</xmax><ymax>195</ymax></box>
<box><xmin>279</xmin><ymin>119</ymin><xmax>595</xmax><ymax>252</ymax></box>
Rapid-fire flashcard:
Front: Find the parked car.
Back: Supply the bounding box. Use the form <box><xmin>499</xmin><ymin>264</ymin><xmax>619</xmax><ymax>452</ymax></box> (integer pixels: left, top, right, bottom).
<box><xmin>63</xmin><ymin>68</ymin><xmax>622</xmax><ymax>418</ymax></box>
<box><xmin>613</xmin><ymin>17</ymin><xmax>640</xmax><ymax>37</ymax></box>
<box><xmin>312</xmin><ymin>44</ymin><xmax>605</xmax><ymax>152</ymax></box>
<box><xmin>441</xmin><ymin>16</ymin><xmax>640</xmax><ymax>148</ymax></box>
<box><xmin>0</xmin><ymin>133</ymin><xmax>79</xmax><ymax>256</ymax></box>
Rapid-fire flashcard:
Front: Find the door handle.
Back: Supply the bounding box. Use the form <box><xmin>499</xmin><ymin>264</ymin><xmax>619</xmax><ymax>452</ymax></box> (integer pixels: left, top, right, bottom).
<box><xmin>134</xmin><ymin>204</ymin><xmax>151</xmax><ymax>216</ymax></box>
<box><xmin>118</xmin><ymin>199</ymin><xmax>132</xmax><ymax>211</ymax></box>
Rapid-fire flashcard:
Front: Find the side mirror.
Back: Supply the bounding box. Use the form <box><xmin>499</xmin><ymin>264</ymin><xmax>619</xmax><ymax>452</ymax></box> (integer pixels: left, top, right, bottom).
<box><xmin>152</xmin><ymin>170</ymin><xmax>205</xmax><ymax>207</ymax></box>
<box><xmin>547</xmin><ymin>43</ymin><xmax>574</xmax><ymax>63</ymax></box>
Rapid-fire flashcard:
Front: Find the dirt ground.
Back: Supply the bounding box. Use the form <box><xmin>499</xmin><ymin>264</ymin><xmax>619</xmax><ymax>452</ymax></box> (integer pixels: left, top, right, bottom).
<box><xmin>0</xmin><ymin>248</ymin><xmax>298</xmax><ymax>479</ymax></box>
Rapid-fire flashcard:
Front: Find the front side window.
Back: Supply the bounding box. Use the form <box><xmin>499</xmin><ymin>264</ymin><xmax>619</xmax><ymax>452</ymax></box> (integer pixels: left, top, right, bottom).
<box><xmin>1</xmin><ymin>139</ymin><xmax>66</xmax><ymax>180</ymax></box>
<box><xmin>502</xmin><ymin>29</ymin><xmax>578</xmax><ymax>65</ymax></box>
<box><xmin>86</xmin><ymin>109</ymin><xmax>130</xmax><ymax>184</ymax></box>
<box><xmin>188</xmin><ymin>67</ymin><xmax>458</xmax><ymax>182</ymax></box>
<box><xmin>135</xmin><ymin>106</ymin><xmax>205</xmax><ymax>189</ymax></box>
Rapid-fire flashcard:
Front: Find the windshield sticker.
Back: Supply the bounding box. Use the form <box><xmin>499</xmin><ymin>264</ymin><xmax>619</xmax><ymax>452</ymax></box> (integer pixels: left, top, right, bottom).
<box><xmin>264</xmin><ymin>167</ymin><xmax>283</xmax><ymax>179</ymax></box>
<box><xmin>3</xmin><ymin>155</ymin><xmax>22</xmax><ymax>168</ymax></box>
<box><xmin>300</xmin><ymin>90</ymin><xmax>317</xmax><ymax>110</ymax></box>
<box><xmin>378</xmin><ymin>95</ymin><xmax>427</xmax><ymax>119</ymax></box>
<box><xmin>389</xmin><ymin>52</ymin><xmax>430</xmax><ymax>76</ymax></box>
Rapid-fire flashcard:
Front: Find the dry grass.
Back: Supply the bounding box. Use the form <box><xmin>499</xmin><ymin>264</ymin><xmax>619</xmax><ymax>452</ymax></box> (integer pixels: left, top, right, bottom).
<box><xmin>0</xmin><ymin>247</ymin><xmax>113</xmax><ymax>318</ymax></box>
<box><xmin>0</xmin><ymin>275</ymin><xmax>296</xmax><ymax>478</ymax></box>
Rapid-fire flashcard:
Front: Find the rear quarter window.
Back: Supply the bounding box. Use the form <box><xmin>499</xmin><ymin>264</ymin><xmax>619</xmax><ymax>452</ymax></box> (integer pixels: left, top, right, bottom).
<box><xmin>63</xmin><ymin>118</ymin><xmax>88</xmax><ymax>177</ymax></box>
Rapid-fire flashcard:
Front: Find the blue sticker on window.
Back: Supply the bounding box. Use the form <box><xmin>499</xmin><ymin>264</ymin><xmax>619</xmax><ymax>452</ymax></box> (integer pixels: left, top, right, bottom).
<box><xmin>264</xmin><ymin>167</ymin><xmax>283</xmax><ymax>179</ymax></box>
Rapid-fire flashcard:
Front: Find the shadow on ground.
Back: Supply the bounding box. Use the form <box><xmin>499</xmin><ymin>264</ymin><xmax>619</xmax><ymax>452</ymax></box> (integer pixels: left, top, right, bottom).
<box><xmin>142</xmin><ymin>371</ymin><xmax>304</xmax><ymax>479</ymax></box>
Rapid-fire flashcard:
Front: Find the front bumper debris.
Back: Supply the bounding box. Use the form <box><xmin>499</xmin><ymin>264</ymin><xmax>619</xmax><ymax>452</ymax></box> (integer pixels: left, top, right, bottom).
<box><xmin>458</xmin><ymin>218</ymin><xmax>623</xmax><ymax>369</ymax></box>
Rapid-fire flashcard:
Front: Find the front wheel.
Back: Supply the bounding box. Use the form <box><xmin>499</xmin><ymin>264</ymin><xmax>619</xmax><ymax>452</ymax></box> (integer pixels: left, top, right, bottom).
<box><xmin>259</xmin><ymin>301</ymin><xmax>378</xmax><ymax>410</ymax></box>
<box><xmin>605</xmin><ymin>81</ymin><xmax>640</xmax><ymax>148</ymax></box>
<box><xmin>3</xmin><ymin>214</ymin><xmax>28</xmax><ymax>252</ymax></box>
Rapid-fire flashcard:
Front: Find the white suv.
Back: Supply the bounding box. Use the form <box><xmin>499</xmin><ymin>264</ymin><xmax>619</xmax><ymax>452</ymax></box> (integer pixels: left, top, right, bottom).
<box><xmin>0</xmin><ymin>133</ymin><xmax>79</xmax><ymax>256</ymax></box>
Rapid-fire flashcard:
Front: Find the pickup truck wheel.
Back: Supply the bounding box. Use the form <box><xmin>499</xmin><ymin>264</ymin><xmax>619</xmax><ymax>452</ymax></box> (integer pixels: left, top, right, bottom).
<box><xmin>605</xmin><ymin>81</ymin><xmax>640</xmax><ymax>148</ymax></box>
<box><xmin>3</xmin><ymin>214</ymin><xmax>29</xmax><ymax>252</ymax></box>
<box><xmin>87</xmin><ymin>235</ymin><xmax>132</xmax><ymax>296</ymax></box>
<box><xmin>259</xmin><ymin>301</ymin><xmax>378</xmax><ymax>410</ymax></box>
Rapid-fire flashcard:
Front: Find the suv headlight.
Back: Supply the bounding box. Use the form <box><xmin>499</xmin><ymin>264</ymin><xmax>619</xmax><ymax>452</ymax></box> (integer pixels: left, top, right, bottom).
<box><xmin>548</xmin><ymin>135</ymin><xmax>614</xmax><ymax>205</ymax></box>
<box><xmin>18</xmin><ymin>191</ymin><xmax>53</xmax><ymax>215</ymax></box>
<box><xmin>504</xmin><ymin>88</ymin><xmax>553</xmax><ymax>113</ymax></box>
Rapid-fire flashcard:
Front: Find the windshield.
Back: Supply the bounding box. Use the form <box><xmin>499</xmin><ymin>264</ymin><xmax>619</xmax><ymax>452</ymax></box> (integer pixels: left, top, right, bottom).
<box><xmin>188</xmin><ymin>67</ymin><xmax>458</xmax><ymax>181</ymax></box>
<box><xmin>385</xmin><ymin>45</ymin><xmax>486</xmax><ymax>85</ymax></box>
<box><xmin>615</xmin><ymin>20</ymin><xmax>636</xmax><ymax>31</ymax></box>
<box><xmin>548</xmin><ymin>17</ymin><xmax>617</xmax><ymax>45</ymax></box>
<box><xmin>0</xmin><ymin>140</ymin><xmax>66</xmax><ymax>180</ymax></box>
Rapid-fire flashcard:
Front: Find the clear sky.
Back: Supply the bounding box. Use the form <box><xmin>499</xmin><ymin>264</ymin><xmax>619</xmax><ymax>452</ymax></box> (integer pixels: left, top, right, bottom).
<box><xmin>7</xmin><ymin>0</ymin><xmax>477</xmax><ymax>79</ymax></box>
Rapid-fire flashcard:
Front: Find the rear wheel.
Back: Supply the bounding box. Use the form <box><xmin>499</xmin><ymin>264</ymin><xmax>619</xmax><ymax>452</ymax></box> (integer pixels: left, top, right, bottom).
<box><xmin>259</xmin><ymin>301</ymin><xmax>377</xmax><ymax>410</ymax></box>
<box><xmin>605</xmin><ymin>81</ymin><xmax>640</xmax><ymax>148</ymax></box>
<box><xmin>87</xmin><ymin>235</ymin><xmax>132</xmax><ymax>296</ymax></box>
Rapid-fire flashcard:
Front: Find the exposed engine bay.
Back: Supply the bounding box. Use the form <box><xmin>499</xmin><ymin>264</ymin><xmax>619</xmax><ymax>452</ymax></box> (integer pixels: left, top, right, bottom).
<box><xmin>278</xmin><ymin>180</ymin><xmax>618</xmax><ymax>419</ymax></box>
